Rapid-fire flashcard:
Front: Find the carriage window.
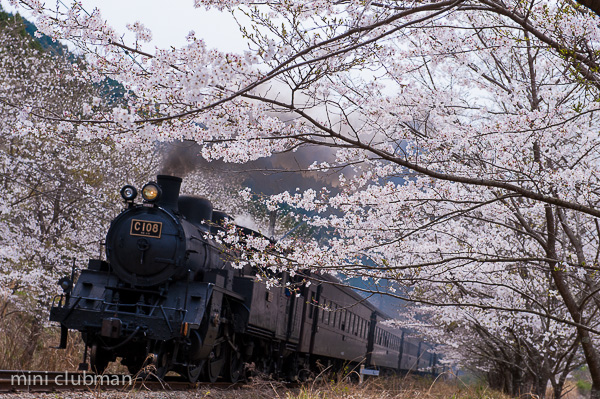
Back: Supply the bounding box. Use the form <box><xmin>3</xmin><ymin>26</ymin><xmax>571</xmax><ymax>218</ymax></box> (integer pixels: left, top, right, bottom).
<box><xmin>357</xmin><ymin>318</ymin><xmax>362</xmax><ymax>337</ymax></box>
<box><xmin>362</xmin><ymin>319</ymin><xmax>366</xmax><ymax>338</ymax></box>
<box><xmin>329</xmin><ymin>301</ymin><xmax>334</xmax><ymax>324</ymax></box>
<box><xmin>308</xmin><ymin>292</ymin><xmax>316</xmax><ymax>319</ymax></box>
<box><xmin>332</xmin><ymin>304</ymin><xmax>338</xmax><ymax>327</ymax></box>
<box><xmin>359</xmin><ymin>318</ymin><xmax>364</xmax><ymax>338</ymax></box>
<box><xmin>341</xmin><ymin>310</ymin><xmax>346</xmax><ymax>331</ymax></box>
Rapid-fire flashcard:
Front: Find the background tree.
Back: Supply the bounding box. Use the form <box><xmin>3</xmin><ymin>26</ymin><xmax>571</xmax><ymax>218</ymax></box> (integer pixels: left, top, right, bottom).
<box><xmin>0</xmin><ymin>8</ymin><xmax>255</xmax><ymax>368</ymax></box>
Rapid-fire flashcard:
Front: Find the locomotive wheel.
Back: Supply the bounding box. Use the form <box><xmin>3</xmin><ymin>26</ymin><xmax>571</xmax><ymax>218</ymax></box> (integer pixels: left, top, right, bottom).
<box><xmin>90</xmin><ymin>343</ymin><xmax>110</xmax><ymax>374</ymax></box>
<box><xmin>154</xmin><ymin>344</ymin><xmax>173</xmax><ymax>380</ymax></box>
<box><xmin>204</xmin><ymin>343</ymin><xmax>225</xmax><ymax>383</ymax></box>
<box><xmin>223</xmin><ymin>331</ymin><xmax>243</xmax><ymax>383</ymax></box>
<box><xmin>298</xmin><ymin>367</ymin><xmax>312</xmax><ymax>382</ymax></box>
<box><xmin>225</xmin><ymin>346</ymin><xmax>243</xmax><ymax>383</ymax></box>
<box><xmin>155</xmin><ymin>358</ymin><xmax>169</xmax><ymax>379</ymax></box>
<box><xmin>186</xmin><ymin>360</ymin><xmax>205</xmax><ymax>383</ymax></box>
<box><xmin>186</xmin><ymin>331</ymin><xmax>205</xmax><ymax>383</ymax></box>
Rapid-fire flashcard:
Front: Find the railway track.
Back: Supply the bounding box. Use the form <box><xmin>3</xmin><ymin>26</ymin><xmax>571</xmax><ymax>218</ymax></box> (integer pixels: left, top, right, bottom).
<box><xmin>0</xmin><ymin>370</ymin><xmax>241</xmax><ymax>393</ymax></box>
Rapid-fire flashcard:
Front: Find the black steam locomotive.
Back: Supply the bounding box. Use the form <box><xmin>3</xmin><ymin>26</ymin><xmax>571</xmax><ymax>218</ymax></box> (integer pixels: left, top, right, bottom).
<box><xmin>50</xmin><ymin>175</ymin><xmax>437</xmax><ymax>382</ymax></box>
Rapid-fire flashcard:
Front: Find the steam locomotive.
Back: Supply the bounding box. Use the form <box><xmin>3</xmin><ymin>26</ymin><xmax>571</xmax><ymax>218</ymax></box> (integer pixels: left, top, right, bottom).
<box><xmin>50</xmin><ymin>175</ymin><xmax>437</xmax><ymax>382</ymax></box>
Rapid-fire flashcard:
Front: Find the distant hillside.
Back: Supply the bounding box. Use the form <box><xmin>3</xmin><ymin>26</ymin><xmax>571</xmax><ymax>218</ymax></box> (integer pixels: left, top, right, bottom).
<box><xmin>0</xmin><ymin>5</ymin><xmax>66</xmax><ymax>54</ymax></box>
<box><xmin>0</xmin><ymin>4</ymin><xmax>125</xmax><ymax>103</ymax></box>
<box><xmin>21</xmin><ymin>15</ymin><xmax>68</xmax><ymax>54</ymax></box>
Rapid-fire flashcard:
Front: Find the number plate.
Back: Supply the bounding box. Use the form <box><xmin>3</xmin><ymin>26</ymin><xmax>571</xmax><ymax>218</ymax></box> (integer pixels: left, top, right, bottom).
<box><xmin>130</xmin><ymin>219</ymin><xmax>162</xmax><ymax>238</ymax></box>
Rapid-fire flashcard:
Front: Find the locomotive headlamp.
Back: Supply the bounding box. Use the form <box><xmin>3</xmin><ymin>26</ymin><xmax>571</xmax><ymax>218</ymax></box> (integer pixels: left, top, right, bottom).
<box><xmin>120</xmin><ymin>185</ymin><xmax>138</xmax><ymax>201</ymax></box>
<box><xmin>57</xmin><ymin>276</ymin><xmax>73</xmax><ymax>294</ymax></box>
<box><xmin>142</xmin><ymin>182</ymin><xmax>161</xmax><ymax>202</ymax></box>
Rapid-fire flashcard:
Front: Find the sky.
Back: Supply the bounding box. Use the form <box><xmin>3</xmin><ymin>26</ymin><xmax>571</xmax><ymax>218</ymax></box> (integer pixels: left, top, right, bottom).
<box><xmin>0</xmin><ymin>0</ymin><xmax>248</xmax><ymax>53</ymax></box>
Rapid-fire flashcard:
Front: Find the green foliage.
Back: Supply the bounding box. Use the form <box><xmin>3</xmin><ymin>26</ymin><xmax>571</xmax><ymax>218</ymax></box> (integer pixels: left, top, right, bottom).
<box><xmin>0</xmin><ymin>6</ymin><xmax>125</xmax><ymax>103</ymax></box>
<box><xmin>0</xmin><ymin>10</ymin><xmax>42</xmax><ymax>52</ymax></box>
<box><xmin>0</xmin><ymin>5</ymin><xmax>67</xmax><ymax>54</ymax></box>
<box><xmin>577</xmin><ymin>379</ymin><xmax>592</xmax><ymax>393</ymax></box>
<box><xmin>22</xmin><ymin>17</ymin><xmax>67</xmax><ymax>54</ymax></box>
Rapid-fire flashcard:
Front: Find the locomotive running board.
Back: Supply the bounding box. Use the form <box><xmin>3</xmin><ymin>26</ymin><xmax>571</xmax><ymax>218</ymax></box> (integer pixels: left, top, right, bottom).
<box><xmin>50</xmin><ymin>269</ymin><xmax>216</xmax><ymax>341</ymax></box>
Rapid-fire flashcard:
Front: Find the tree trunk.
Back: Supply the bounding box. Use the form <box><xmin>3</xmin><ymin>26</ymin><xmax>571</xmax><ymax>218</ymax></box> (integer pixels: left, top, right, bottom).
<box><xmin>20</xmin><ymin>318</ymin><xmax>41</xmax><ymax>368</ymax></box>
<box><xmin>545</xmin><ymin>206</ymin><xmax>600</xmax><ymax>399</ymax></box>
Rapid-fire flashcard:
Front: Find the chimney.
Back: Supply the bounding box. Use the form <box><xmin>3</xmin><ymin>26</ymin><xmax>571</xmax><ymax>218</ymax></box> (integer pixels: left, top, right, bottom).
<box><xmin>157</xmin><ymin>175</ymin><xmax>182</xmax><ymax>212</ymax></box>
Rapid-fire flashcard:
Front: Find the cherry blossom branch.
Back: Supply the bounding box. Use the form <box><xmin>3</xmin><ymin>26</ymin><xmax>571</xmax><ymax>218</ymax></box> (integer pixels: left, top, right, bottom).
<box><xmin>302</xmin><ymin>274</ymin><xmax>600</xmax><ymax>335</ymax></box>
<box><xmin>238</xmin><ymin>91</ymin><xmax>600</xmax><ymax>218</ymax></box>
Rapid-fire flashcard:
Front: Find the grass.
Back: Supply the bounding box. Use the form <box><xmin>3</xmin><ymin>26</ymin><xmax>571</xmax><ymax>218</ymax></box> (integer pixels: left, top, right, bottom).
<box><xmin>280</xmin><ymin>374</ymin><xmax>512</xmax><ymax>399</ymax></box>
<box><xmin>111</xmin><ymin>376</ymin><xmax>513</xmax><ymax>399</ymax></box>
<box><xmin>0</xmin><ymin>299</ymin><xmax>83</xmax><ymax>371</ymax></box>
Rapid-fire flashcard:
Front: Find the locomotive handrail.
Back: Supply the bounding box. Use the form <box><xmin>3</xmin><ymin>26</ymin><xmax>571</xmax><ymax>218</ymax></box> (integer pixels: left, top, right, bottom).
<box><xmin>160</xmin><ymin>305</ymin><xmax>173</xmax><ymax>333</ymax></box>
<box><xmin>104</xmin><ymin>285</ymin><xmax>165</xmax><ymax>296</ymax></box>
<box><xmin>101</xmin><ymin>300</ymin><xmax>183</xmax><ymax>318</ymax></box>
<box><xmin>50</xmin><ymin>294</ymin><xmax>65</xmax><ymax>308</ymax></box>
<box><xmin>60</xmin><ymin>296</ymin><xmax>82</xmax><ymax>322</ymax></box>
<box><xmin>60</xmin><ymin>294</ymin><xmax>185</xmax><ymax>321</ymax></box>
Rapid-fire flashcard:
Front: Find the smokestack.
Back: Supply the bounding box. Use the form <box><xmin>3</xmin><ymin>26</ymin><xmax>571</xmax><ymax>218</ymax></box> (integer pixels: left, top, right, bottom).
<box><xmin>157</xmin><ymin>175</ymin><xmax>182</xmax><ymax>212</ymax></box>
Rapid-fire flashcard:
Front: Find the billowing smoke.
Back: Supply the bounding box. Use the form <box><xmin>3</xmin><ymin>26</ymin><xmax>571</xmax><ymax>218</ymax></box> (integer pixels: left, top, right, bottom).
<box><xmin>159</xmin><ymin>140</ymin><xmax>342</xmax><ymax>196</ymax></box>
<box><xmin>158</xmin><ymin>81</ymin><xmax>354</xmax><ymax>195</ymax></box>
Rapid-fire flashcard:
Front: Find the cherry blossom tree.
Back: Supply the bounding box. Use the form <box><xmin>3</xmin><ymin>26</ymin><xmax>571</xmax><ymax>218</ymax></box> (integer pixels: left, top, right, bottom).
<box><xmin>0</xmin><ymin>9</ymin><xmax>260</xmax><ymax>320</ymax></box>
<box><xmin>6</xmin><ymin>0</ymin><xmax>600</xmax><ymax>396</ymax></box>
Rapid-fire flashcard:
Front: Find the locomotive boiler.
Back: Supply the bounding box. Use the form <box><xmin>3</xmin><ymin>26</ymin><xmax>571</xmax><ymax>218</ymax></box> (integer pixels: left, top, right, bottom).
<box><xmin>49</xmin><ymin>175</ymin><xmax>437</xmax><ymax>382</ymax></box>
